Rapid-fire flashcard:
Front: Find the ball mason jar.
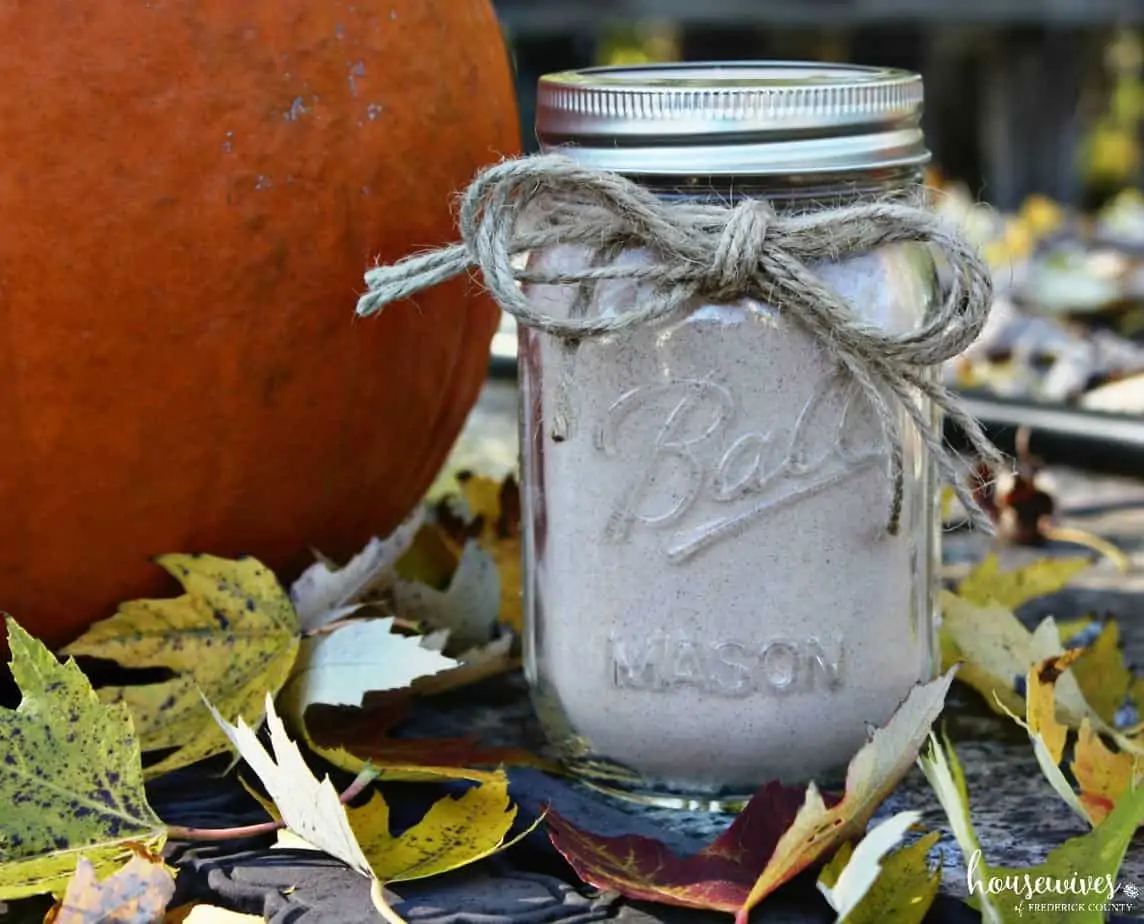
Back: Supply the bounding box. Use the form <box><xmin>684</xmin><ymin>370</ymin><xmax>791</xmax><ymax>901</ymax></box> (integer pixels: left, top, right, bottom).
<box><xmin>517</xmin><ymin>62</ymin><xmax>942</xmax><ymax>808</ymax></box>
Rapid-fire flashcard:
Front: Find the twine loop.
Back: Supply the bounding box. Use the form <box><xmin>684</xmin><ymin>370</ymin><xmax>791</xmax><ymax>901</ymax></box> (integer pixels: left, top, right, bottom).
<box><xmin>356</xmin><ymin>153</ymin><xmax>1004</xmax><ymax>533</ymax></box>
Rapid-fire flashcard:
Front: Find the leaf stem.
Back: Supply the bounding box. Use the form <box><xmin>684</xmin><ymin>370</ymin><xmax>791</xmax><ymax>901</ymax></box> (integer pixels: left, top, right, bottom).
<box><xmin>340</xmin><ymin>764</ymin><xmax>381</xmax><ymax>804</ymax></box>
<box><xmin>165</xmin><ymin>818</ymin><xmax>285</xmax><ymax>841</ymax></box>
<box><xmin>371</xmin><ymin>879</ymin><xmax>410</xmax><ymax>924</ymax></box>
<box><xmin>1042</xmin><ymin>525</ymin><xmax>1131</xmax><ymax>573</ymax></box>
<box><xmin>165</xmin><ymin>766</ymin><xmax>379</xmax><ymax>842</ymax></box>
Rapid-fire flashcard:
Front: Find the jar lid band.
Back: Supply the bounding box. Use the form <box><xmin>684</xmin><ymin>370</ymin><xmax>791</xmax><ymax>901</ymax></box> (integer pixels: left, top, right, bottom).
<box><xmin>535</xmin><ymin>61</ymin><xmax>930</xmax><ymax>176</ymax></box>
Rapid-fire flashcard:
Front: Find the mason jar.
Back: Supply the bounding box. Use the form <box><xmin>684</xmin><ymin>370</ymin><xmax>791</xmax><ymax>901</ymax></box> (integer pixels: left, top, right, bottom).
<box><xmin>517</xmin><ymin>62</ymin><xmax>942</xmax><ymax>809</ymax></box>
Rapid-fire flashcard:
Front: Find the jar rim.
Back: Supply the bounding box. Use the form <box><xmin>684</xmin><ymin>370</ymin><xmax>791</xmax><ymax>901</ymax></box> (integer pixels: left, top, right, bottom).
<box><xmin>535</xmin><ymin>60</ymin><xmax>930</xmax><ymax>177</ymax></box>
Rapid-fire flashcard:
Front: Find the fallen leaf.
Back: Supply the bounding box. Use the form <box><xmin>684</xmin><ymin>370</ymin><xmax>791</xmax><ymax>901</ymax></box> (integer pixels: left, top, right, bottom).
<box><xmin>290</xmin><ymin>509</ymin><xmax>425</xmax><ymax>633</ymax></box>
<box><xmin>1000</xmin><ymin>650</ymin><xmax>1092</xmax><ymax>825</ymax></box>
<box><xmin>546</xmin><ymin>780</ymin><xmax>812</xmax><ymax>913</ymax></box>
<box><xmin>816</xmin><ymin>818</ymin><xmax>939</xmax><ymax>924</ymax></box>
<box><xmin>1006</xmin><ymin>651</ymin><xmax>1143</xmax><ymax>828</ymax></box>
<box><xmin>279</xmin><ymin>616</ymin><xmax>457</xmax><ymax>730</ymax></box>
<box><xmin>1072</xmin><ymin>720</ymin><xmax>1140</xmax><ymax>826</ymax></box>
<box><xmin>1022</xmin><ymin>652</ymin><xmax>1074</xmax><ymax>763</ymax></box>
<box><xmin>915</xmin><ymin>731</ymin><xmax>1000</xmax><ymax>922</ymax></box>
<box><xmin>941</xmin><ymin>485</ymin><xmax>956</xmax><ymax>523</ymax></box>
<box><xmin>956</xmin><ymin>554</ymin><xmax>1092</xmax><ymax>611</ymax></box>
<box><xmin>419</xmin><ymin>629</ymin><xmax>450</xmax><ymax>653</ymax></box>
<box><xmin>919</xmin><ymin>730</ymin><xmax>1144</xmax><ymax>924</ymax></box>
<box><xmin>350</xmin><ymin>772</ymin><xmax>523</xmax><ymax>883</ymax></box>
<box><xmin>409</xmin><ymin>634</ymin><xmax>519</xmax><ymax>698</ymax></box>
<box><xmin>62</xmin><ymin>554</ymin><xmax>301</xmax><ymax>778</ymax></box>
<box><xmin>433</xmin><ymin>472</ymin><xmax>523</xmax><ymax>634</ymax></box>
<box><xmin>164</xmin><ymin>904</ymin><xmax>264</xmax><ymax>923</ymax></box>
<box><xmin>271</xmin><ymin>829</ymin><xmax>314</xmax><ymax>851</ymax></box>
<box><xmin>940</xmin><ymin>591</ymin><xmax>1093</xmax><ymax>724</ymax></box>
<box><xmin>276</xmin><ymin>610</ymin><xmax>518</xmax><ymax>782</ymax></box>
<box><xmin>394</xmin><ymin>524</ymin><xmax>462</xmax><ymax>591</ymax></box>
<box><xmin>1063</xmin><ymin>621</ymin><xmax>1137</xmax><ymax>728</ymax></box>
<box><xmin>393</xmin><ymin>541</ymin><xmax>500</xmax><ymax>653</ymax></box>
<box><xmin>0</xmin><ymin>618</ymin><xmax>167</xmax><ymax>901</ymax></box>
<box><xmin>547</xmin><ymin>670</ymin><xmax>954</xmax><ymax>922</ymax></box>
<box><xmin>205</xmin><ymin>695</ymin><xmax>534</xmax><ymax>919</ymax></box>
<box><xmin>305</xmin><ymin>691</ymin><xmax>554</xmax><ymax>782</ymax></box>
<box><xmin>975</xmin><ymin>452</ymin><xmax>1059</xmax><ymax>547</ymax></box>
<box><xmin>206</xmin><ymin>693</ymin><xmax>374</xmax><ymax>880</ymax></box>
<box><xmin>45</xmin><ymin>851</ymin><xmax>174</xmax><ymax>924</ymax></box>
<box><xmin>814</xmin><ymin>811</ymin><xmax>917</xmax><ymax>920</ymax></box>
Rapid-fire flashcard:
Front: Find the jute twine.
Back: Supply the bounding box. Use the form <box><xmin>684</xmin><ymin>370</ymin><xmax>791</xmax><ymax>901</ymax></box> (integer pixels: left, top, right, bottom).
<box><xmin>356</xmin><ymin>153</ymin><xmax>1004</xmax><ymax>535</ymax></box>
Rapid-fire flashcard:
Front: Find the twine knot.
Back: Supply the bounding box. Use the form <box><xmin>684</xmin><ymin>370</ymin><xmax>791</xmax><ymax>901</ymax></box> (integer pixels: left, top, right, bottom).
<box><xmin>710</xmin><ymin>198</ymin><xmax>775</xmax><ymax>298</ymax></box>
<box><xmin>355</xmin><ymin>153</ymin><xmax>1005</xmax><ymax>534</ymax></box>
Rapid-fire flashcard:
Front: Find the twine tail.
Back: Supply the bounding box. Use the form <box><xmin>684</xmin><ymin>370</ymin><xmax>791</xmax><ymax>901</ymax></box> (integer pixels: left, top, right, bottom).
<box><xmin>550</xmin><ymin>340</ymin><xmax>581</xmax><ymax>443</ymax></box>
<box><xmin>887</xmin><ymin>445</ymin><xmax>904</xmax><ymax>536</ymax></box>
<box><xmin>357</xmin><ymin>243</ymin><xmax>473</xmax><ymax>318</ymax></box>
<box><xmin>549</xmin><ymin>243</ymin><xmax>625</xmax><ymax>442</ymax></box>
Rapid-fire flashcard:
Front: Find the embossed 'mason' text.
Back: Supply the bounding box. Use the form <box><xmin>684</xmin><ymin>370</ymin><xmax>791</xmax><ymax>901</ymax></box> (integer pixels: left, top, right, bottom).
<box><xmin>609</xmin><ymin>631</ymin><xmax>844</xmax><ymax>697</ymax></box>
<box><xmin>593</xmin><ymin>372</ymin><xmax>887</xmax><ymax>561</ymax></box>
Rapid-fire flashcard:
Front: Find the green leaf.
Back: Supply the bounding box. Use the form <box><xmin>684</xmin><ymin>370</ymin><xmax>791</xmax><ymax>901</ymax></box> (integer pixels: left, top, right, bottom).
<box><xmin>919</xmin><ymin>730</ymin><xmax>1144</xmax><ymax>923</ymax></box>
<box><xmin>817</xmin><ymin>817</ymin><xmax>940</xmax><ymax>924</ymax></box>
<box><xmin>0</xmin><ymin>618</ymin><xmax>166</xmax><ymax>900</ymax></box>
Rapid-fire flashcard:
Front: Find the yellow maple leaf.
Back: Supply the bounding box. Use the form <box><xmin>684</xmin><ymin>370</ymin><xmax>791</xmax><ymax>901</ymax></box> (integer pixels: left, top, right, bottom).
<box><xmin>62</xmin><ymin>554</ymin><xmax>300</xmax><ymax>778</ymax></box>
<box><xmin>817</xmin><ymin>826</ymin><xmax>941</xmax><ymax>924</ymax></box>
<box><xmin>350</xmin><ymin>772</ymin><xmax>522</xmax><ymax>883</ymax></box>
<box><xmin>45</xmin><ymin>850</ymin><xmax>174</xmax><ymax>924</ymax></box>
<box><xmin>956</xmin><ymin>554</ymin><xmax>1092</xmax><ymax>611</ymax></box>
<box><xmin>1005</xmin><ymin>650</ymin><xmax>1143</xmax><ymax>829</ymax></box>
<box><xmin>0</xmin><ymin>618</ymin><xmax>167</xmax><ymax>901</ymax></box>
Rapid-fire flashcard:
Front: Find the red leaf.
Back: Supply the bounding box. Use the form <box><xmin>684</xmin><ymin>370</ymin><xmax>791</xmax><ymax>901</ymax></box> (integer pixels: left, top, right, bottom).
<box><xmin>546</xmin><ymin>781</ymin><xmax>816</xmax><ymax>913</ymax></box>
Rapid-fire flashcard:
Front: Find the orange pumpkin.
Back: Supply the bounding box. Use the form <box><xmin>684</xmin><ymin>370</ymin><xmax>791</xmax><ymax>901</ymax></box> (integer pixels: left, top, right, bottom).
<box><xmin>0</xmin><ymin>0</ymin><xmax>519</xmax><ymax>652</ymax></box>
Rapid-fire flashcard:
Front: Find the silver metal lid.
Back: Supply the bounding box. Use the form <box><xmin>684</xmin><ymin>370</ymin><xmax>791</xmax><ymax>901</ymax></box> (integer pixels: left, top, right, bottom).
<box><xmin>535</xmin><ymin>61</ymin><xmax>929</xmax><ymax>176</ymax></box>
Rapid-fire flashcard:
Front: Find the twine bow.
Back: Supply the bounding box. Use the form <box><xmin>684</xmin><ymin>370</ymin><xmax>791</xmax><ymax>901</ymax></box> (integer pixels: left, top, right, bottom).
<box><xmin>356</xmin><ymin>153</ymin><xmax>1004</xmax><ymax>533</ymax></box>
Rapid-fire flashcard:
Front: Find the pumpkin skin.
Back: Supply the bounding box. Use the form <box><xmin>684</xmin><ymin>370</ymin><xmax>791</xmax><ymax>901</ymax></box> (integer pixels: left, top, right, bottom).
<box><xmin>0</xmin><ymin>0</ymin><xmax>519</xmax><ymax>652</ymax></box>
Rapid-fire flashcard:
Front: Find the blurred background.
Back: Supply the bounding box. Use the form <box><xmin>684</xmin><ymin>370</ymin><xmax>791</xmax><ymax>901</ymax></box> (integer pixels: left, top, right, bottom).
<box><xmin>482</xmin><ymin>2</ymin><xmax>1144</xmax><ymax>436</ymax></box>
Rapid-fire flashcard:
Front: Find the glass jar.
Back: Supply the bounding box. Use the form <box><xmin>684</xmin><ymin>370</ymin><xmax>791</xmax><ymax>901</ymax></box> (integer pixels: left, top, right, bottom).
<box><xmin>518</xmin><ymin>62</ymin><xmax>942</xmax><ymax>809</ymax></box>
